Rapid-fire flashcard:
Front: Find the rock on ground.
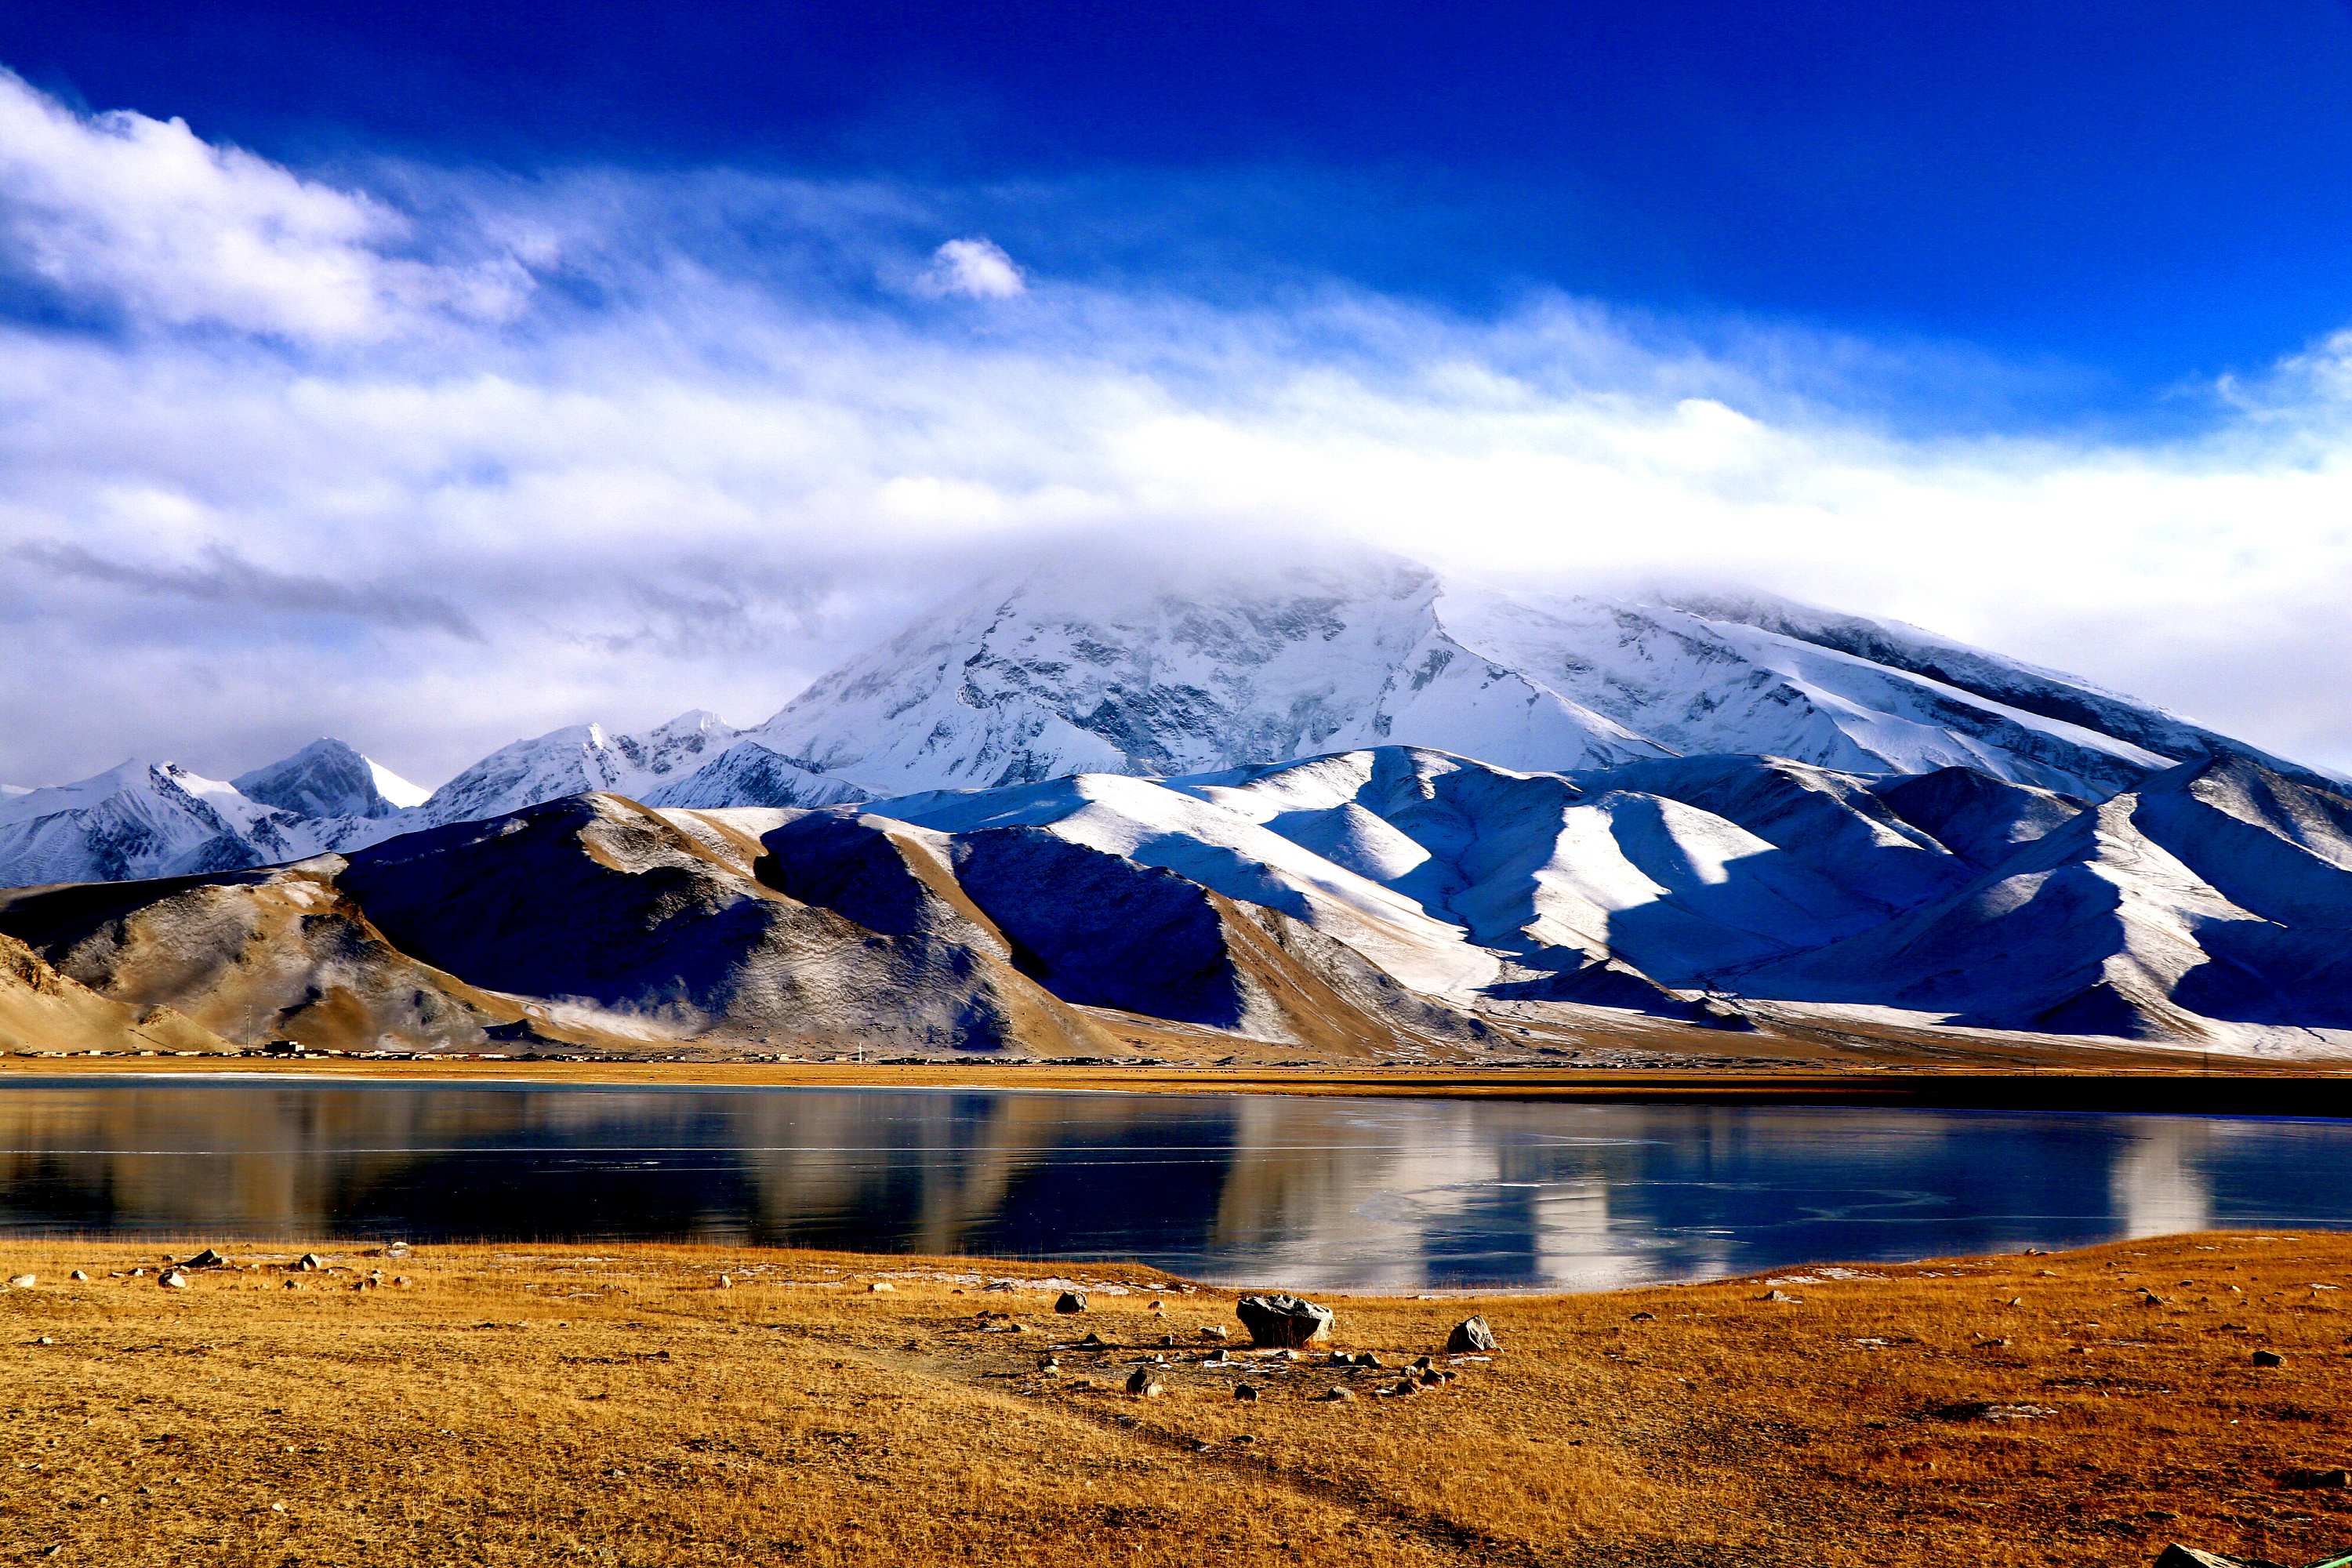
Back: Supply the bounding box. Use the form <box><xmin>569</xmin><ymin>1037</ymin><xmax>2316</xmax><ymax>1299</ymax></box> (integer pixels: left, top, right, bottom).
<box><xmin>1446</xmin><ymin>1316</ymin><xmax>1497</xmax><ymax>1352</ymax></box>
<box><xmin>1236</xmin><ymin>1294</ymin><xmax>1334</xmax><ymax>1348</ymax></box>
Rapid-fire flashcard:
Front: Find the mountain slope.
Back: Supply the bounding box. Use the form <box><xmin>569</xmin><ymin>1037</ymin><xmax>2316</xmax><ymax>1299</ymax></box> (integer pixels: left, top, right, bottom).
<box><xmin>411</xmin><ymin>711</ymin><xmax>742</xmax><ymax>828</ymax></box>
<box><xmin>872</xmin><ymin>744</ymin><xmax>2352</xmax><ymax>1050</ymax></box>
<box><xmin>1664</xmin><ymin>589</ymin><xmax>2337</xmax><ymax>789</ymax></box>
<box><xmin>640</xmin><ymin>742</ymin><xmax>871</xmax><ymax>811</ymax></box>
<box><xmin>0</xmin><ymin>928</ymin><xmax>230</xmax><ymax>1054</ymax></box>
<box><xmin>0</xmin><ymin>861</ymin><xmax>517</xmax><ymax>1051</ymax></box>
<box><xmin>336</xmin><ymin>793</ymin><xmax>1120</xmax><ymax>1055</ymax></box>
<box><xmin>5</xmin><ymin>549</ymin><xmax>2319</xmax><ymax>895</ymax></box>
<box><xmin>1728</xmin><ymin>758</ymin><xmax>2352</xmax><ymax>1043</ymax></box>
<box><xmin>760</xmin><ymin>810</ymin><xmax>1491</xmax><ymax>1054</ymax></box>
<box><xmin>737</xmin><ymin>551</ymin><xmax>2230</xmax><ymax>800</ymax></box>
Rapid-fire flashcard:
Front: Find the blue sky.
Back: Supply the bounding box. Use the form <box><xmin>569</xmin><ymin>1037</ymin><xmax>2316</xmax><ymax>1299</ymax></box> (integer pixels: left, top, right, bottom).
<box><xmin>2</xmin><ymin>2</ymin><xmax>2351</xmax><ymax>783</ymax></box>
<box><xmin>14</xmin><ymin>0</ymin><xmax>2352</xmax><ymax>402</ymax></box>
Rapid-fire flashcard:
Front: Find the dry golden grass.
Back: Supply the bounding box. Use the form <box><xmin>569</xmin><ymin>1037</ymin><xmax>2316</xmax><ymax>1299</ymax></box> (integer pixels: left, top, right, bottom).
<box><xmin>2</xmin><ymin>1232</ymin><xmax>2348</xmax><ymax>1566</ymax></box>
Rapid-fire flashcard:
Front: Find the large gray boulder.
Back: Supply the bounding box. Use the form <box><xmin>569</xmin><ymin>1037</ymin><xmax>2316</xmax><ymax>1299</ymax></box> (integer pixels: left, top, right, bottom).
<box><xmin>1236</xmin><ymin>1294</ymin><xmax>1334</xmax><ymax>1348</ymax></box>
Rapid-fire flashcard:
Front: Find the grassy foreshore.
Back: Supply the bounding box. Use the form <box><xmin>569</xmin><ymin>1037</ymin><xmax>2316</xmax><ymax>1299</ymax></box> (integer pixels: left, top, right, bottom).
<box><xmin>2</xmin><ymin>1232</ymin><xmax>2347</xmax><ymax>1566</ymax></box>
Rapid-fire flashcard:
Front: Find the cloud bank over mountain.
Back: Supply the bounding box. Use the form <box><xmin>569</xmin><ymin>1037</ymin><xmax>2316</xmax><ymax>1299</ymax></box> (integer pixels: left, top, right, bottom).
<box><xmin>4</xmin><ymin>64</ymin><xmax>2352</xmax><ymax>791</ymax></box>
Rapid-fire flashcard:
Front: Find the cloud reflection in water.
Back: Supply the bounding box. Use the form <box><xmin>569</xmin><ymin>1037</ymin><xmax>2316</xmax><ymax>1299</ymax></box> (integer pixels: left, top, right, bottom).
<box><xmin>0</xmin><ymin>1083</ymin><xmax>2345</xmax><ymax>1290</ymax></box>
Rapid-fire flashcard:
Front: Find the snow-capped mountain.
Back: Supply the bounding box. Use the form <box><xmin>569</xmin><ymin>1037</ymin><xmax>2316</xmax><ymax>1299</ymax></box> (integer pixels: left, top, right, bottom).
<box><xmin>231</xmin><ymin>739</ymin><xmax>427</xmax><ymax>820</ymax></box>
<box><xmin>738</xmin><ymin>552</ymin><xmax>2315</xmax><ymax>800</ymax></box>
<box><xmin>746</xmin><ymin>554</ymin><xmax>1667</xmax><ymax>794</ymax></box>
<box><xmin>638</xmin><ymin>743</ymin><xmax>870</xmax><ymax>811</ymax></box>
<box><xmin>2</xmin><ymin>545</ymin><xmax>2333</xmax><ymax>934</ymax></box>
<box><xmin>408</xmin><ymin>711</ymin><xmax>743</xmax><ymax>828</ymax></box>
<box><xmin>0</xmin><ymin>760</ymin><xmax>378</xmax><ymax>885</ymax></box>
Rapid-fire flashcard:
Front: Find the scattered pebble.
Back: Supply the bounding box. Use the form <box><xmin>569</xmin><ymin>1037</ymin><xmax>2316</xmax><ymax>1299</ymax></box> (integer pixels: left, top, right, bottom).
<box><xmin>6</xmin><ymin>1274</ymin><xmax>34</xmax><ymax>1288</ymax></box>
<box><xmin>1233</xmin><ymin>1384</ymin><xmax>1258</xmax><ymax>1401</ymax></box>
<box><xmin>2252</xmin><ymin>1349</ymin><xmax>2285</xmax><ymax>1367</ymax></box>
<box><xmin>1054</xmin><ymin>1291</ymin><xmax>1087</xmax><ymax>1314</ymax></box>
<box><xmin>866</xmin><ymin>1282</ymin><xmax>894</xmax><ymax>1294</ymax></box>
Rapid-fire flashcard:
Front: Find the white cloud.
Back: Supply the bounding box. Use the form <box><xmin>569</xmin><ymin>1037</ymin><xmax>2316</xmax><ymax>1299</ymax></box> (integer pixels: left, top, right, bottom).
<box><xmin>911</xmin><ymin>236</ymin><xmax>1027</xmax><ymax>299</ymax></box>
<box><xmin>1</xmin><ymin>69</ymin><xmax>2350</xmax><ymax>789</ymax></box>
<box><xmin>0</xmin><ymin>68</ymin><xmax>526</xmax><ymax>340</ymax></box>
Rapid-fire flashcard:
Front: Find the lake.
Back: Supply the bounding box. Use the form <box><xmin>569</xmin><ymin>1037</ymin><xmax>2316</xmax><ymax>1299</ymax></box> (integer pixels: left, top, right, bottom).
<box><xmin>2</xmin><ymin>1078</ymin><xmax>2347</xmax><ymax>1290</ymax></box>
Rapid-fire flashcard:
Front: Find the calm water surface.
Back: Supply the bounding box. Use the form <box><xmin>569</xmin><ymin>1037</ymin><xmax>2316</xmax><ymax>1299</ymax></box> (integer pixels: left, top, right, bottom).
<box><xmin>3</xmin><ymin>1078</ymin><xmax>2348</xmax><ymax>1290</ymax></box>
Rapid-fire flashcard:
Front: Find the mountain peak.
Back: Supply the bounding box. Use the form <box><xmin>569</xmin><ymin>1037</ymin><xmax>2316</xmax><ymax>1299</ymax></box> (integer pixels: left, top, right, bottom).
<box><xmin>748</xmin><ymin>550</ymin><xmax>1657</xmax><ymax>793</ymax></box>
<box><xmin>738</xmin><ymin>550</ymin><xmax>2256</xmax><ymax>800</ymax></box>
<box><xmin>232</xmin><ymin>739</ymin><xmax>426</xmax><ymax>820</ymax></box>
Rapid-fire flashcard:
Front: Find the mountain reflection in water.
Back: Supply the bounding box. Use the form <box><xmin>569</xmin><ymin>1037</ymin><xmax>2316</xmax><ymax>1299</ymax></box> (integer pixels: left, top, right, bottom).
<box><xmin>2</xmin><ymin>1081</ymin><xmax>2347</xmax><ymax>1290</ymax></box>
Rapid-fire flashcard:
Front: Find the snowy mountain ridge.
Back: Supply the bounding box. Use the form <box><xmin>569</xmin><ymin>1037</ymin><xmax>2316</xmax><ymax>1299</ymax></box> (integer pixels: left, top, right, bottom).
<box><xmin>0</xmin><ymin>759</ymin><xmax>385</xmax><ymax>886</ymax></box>
<box><xmin>0</xmin><ymin>548</ymin><xmax>2331</xmax><ymax>903</ymax></box>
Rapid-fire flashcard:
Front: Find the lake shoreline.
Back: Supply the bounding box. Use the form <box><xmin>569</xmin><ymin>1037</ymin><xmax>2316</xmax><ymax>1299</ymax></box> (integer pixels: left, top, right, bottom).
<box><xmin>4</xmin><ymin>1054</ymin><xmax>2351</xmax><ymax>1113</ymax></box>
